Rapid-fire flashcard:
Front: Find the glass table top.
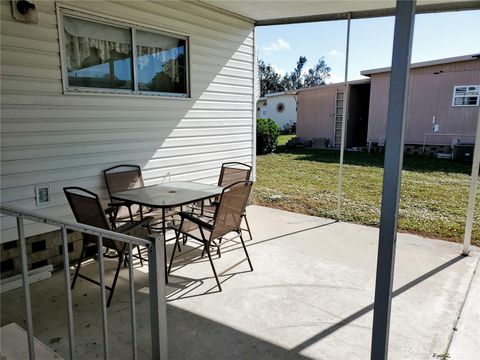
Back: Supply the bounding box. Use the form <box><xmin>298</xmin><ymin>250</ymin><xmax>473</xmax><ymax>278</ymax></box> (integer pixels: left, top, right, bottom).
<box><xmin>111</xmin><ymin>181</ymin><xmax>223</xmax><ymax>208</ymax></box>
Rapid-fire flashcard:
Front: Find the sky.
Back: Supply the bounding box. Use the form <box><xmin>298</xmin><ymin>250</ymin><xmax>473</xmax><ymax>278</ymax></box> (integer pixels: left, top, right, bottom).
<box><xmin>256</xmin><ymin>10</ymin><xmax>480</xmax><ymax>83</ymax></box>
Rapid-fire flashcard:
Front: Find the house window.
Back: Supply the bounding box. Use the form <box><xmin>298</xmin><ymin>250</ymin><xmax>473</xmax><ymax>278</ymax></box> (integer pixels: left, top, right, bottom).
<box><xmin>452</xmin><ymin>85</ymin><xmax>479</xmax><ymax>106</ymax></box>
<box><xmin>60</xmin><ymin>10</ymin><xmax>189</xmax><ymax>97</ymax></box>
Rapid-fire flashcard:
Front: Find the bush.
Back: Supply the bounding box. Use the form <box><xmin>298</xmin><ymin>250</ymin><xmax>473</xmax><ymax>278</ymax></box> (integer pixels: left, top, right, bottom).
<box><xmin>280</xmin><ymin>122</ymin><xmax>296</xmax><ymax>135</ymax></box>
<box><xmin>256</xmin><ymin>118</ymin><xmax>280</xmax><ymax>154</ymax></box>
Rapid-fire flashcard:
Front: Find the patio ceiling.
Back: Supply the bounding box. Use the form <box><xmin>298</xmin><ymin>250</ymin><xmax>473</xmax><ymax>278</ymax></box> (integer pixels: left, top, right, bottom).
<box><xmin>200</xmin><ymin>0</ymin><xmax>480</xmax><ymax>25</ymax></box>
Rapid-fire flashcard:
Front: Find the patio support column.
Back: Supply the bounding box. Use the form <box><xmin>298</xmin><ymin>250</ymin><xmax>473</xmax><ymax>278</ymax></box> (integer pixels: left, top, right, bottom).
<box><xmin>336</xmin><ymin>12</ymin><xmax>351</xmax><ymax>220</ymax></box>
<box><xmin>463</xmin><ymin>110</ymin><xmax>480</xmax><ymax>255</ymax></box>
<box><xmin>149</xmin><ymin>234</ymin><xmax>168</xmax><ymax>359</ymax></box>
<box><xmin>371</xmin><ymin>1</ymin><xmax>415</xmax><ymax>359</ymax></box>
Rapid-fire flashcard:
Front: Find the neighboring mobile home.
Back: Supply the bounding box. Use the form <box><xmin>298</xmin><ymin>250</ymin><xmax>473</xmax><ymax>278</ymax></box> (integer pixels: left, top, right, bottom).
<box><xmin>256</xmin><ymin>91</ymin><xmax>297</xmax><ymax>131</ymax></box>
<box><xmin>364</xmin><ymin>54</ymin><xmax>480</xmax><ymax>155</ymax></box>
<box><xmin>0</xmin><ymin>0</ymin><xmax>255</xmax><ymax>275</ymax></box>
<box><xmin>296</xmin><ymin>54</ymin><xmax>480</xmax><ymax>154</ymax></box>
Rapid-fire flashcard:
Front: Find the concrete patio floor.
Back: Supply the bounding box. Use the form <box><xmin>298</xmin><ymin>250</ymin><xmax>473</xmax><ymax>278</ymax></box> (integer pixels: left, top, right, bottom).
<box><xmin>1</xmin><ymin>205</ymin><xmax>479</xmax><ymax>359</ymax></box>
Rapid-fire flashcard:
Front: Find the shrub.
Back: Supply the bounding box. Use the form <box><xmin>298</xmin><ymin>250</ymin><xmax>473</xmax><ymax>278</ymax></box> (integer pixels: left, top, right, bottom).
<box><xmin>256</xmin><ymin>118</ymin><xmax>280</xmax><ymax>154</ymax></box>
<box><xmin>280</xmin><ymin>122</ymin><xmax>296</xmax><ymax>135</ymax></box>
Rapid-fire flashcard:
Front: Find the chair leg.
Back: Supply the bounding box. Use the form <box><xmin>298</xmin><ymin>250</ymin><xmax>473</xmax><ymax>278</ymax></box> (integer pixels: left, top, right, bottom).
<box><xmin>205</xmin><ymin>244</ymin><xmax>221</xmax><ymax>291</ymax></box>
<box><xmin>243</xmin><ymin>214</ymin><xmax>253</xmax><ymax>240</ymax></box>
<box><xmin>239</xmin><ymin>232</ymin><xmax>253</xmax><ymax>271</ymax></box>
<box><xmin>71</xmin><ymin>244</ymin><xmax>86</xmax><ymax>289</ymax></box>
<box><xmin>167</xmin><ymin>231</ymin><xmax>181</xmax><ymax>275</ymax></box>
<box><xmin>107</xmin><ymin>253</ymin><xmax>124</xmax><ymax>307</ymax></box>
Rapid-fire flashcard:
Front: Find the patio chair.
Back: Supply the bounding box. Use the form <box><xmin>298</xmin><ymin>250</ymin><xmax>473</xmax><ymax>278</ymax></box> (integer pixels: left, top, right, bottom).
<box><xmin>195</xmin><ymin>162</ymin><xmax>253</xmax><ymax>240</ymax></box>
<box><xmin>103</xmin><ymin>164</ymin><xmax>145</xmax><ymax>226</ymax></box>
<box><xmin>168</xmin><ymin>181</ymin><xmax>254</xmax><ymax>291</ymax></box>
<box><xmin>64</xmin><ymin>187</ymin><xmax>152</xmax><ymax>307</ymax></box>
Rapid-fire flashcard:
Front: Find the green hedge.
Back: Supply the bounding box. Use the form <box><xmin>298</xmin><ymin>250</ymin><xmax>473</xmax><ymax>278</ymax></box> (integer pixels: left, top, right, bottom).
<box><xmin>256</xmin><ymin>118</ymin><xmax>280</xmax><ymax>154</ymax></box>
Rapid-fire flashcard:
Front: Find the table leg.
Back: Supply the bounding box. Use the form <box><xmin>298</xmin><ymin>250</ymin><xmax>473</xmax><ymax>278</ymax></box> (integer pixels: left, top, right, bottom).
<box><xmin>162</xmin><ymin>208</ymin><xmax>168</xmax><ymax>284</ymax></box>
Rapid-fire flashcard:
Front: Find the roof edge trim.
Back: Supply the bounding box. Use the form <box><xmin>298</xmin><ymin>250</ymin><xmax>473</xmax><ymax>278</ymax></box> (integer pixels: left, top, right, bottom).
<box><xmin>361</xmin><ymin>53</ymin><xmax>480</xmax><ymax>76</ymax></box>
<box><xmin>255</xmin><ymin>1</ymin><xmax>480</xmax><ymax>26</ymax></box>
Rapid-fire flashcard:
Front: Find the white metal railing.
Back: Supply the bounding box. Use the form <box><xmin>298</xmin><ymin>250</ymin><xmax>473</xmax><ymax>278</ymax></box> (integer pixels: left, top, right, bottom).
<box><xmin>0</xmin><ymin>204</ymin><xmax>167</xmax><ymax>360</ymax></box>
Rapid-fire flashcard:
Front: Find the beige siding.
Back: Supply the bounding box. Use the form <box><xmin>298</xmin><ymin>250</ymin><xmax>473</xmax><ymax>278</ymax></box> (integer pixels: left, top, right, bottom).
<box><xmin>367</xmin><ymin>59</ymin><xmax>480</xmax><ymax>145</ymax></box>
<box><xmin>0</xmin><ymin>0</ymin><xmax>255</xmax><ymax>241</ymax></box>
<box><xmin>297</xmin><ymin>85</ymin><xmax>344</xmax><ymax>143</ymax></box>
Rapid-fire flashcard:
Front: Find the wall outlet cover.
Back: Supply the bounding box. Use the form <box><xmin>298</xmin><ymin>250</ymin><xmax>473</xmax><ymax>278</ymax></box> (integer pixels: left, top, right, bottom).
<box><xmin>35</xmin><ymin>185</ymin><xmax>51</xmax><ymax>206</ymax></box>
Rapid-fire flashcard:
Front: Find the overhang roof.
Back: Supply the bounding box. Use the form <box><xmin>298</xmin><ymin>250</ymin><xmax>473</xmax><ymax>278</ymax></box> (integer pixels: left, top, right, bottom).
<box><xmin>199</xmin><ymin>0</ymin><xmax>480</xmax><ymax>25</ymax></box>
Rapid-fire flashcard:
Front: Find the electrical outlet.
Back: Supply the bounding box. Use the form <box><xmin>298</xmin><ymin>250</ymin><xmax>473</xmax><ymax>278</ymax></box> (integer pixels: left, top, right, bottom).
<box><xmin>35</xmin><ymin>185</ymin><xmax>51</xmax><ymax>206</ymax></box>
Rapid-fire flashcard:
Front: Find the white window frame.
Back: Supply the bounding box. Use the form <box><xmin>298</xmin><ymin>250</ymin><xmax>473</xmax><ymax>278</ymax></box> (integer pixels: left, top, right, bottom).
<box><xmin>57</xmin><ymin>6</ymin><xmax>190</xmax><ymax>98</ymax></box>
<box><xmin>452</xmin><ymin>85</ymin><xmax>480</xmax><ymax>107</ymax></box>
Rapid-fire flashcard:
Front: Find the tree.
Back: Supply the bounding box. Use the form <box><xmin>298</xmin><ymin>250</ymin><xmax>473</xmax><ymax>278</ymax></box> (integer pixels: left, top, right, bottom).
<box><xmin>258</xmin><ymin>59</ymin><xmax>282</xmax><ymax>97</ymax></box>
<box><xmin>258</xmin><ymin>56</ymin><xmax>331</xmax><ymax>96</ymax></box>
<box><xmin>281</xmin><ymin>56</ymin><xmax>307</xmax><ymax>90</ymax></box>
<box><xmin>304</xmin><ymin>57</ymin><xmax>331</xmax><ymax>87</ymax></box>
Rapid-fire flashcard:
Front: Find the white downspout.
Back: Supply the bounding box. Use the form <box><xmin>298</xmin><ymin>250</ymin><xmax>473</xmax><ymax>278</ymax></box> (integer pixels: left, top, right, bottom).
<box><xmin>252</xmin><ymin>27</ymin><xmax>258</xmax><ymax>180</ymax></box>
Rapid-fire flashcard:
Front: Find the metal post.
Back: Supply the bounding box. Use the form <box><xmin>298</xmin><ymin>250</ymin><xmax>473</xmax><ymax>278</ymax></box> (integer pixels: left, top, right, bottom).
<box><xmin>148</xmin><ymin>235</ymin><xmax>168</xmax><ymax>359</ymax></box>
<box><xmin>162</xmin><ymin>208</ymin><xmax>168</xmax><ymax>284</ymax></box>
<box><xmin>17</xmin><ymin>216</ymin><xmax>35</xmax><ymax>360</ymax></box>
<box><xmin>97</xmin><ymin>235</ymin><xmax>109</xmax><ymax>360</ymax></box>
<box><xmin>61</xmin><ymin>227</ymin><xmax>75</xmax><ymax>359</ymax></box>
<box><xmin>371</xmin><ymin>1</ymin><xmax>416</xmax><ymax>359</ymax></box>
<box><xmin>463</xmin><ymin>110</ymin><xmax>480</xmax><ymax>255</ymax></box>
<box><xmin>336</xmin><ymin>12</ymin><xmax>351</xmax><ymax>220</ymax></box>
<box><xmin>128</xmin><ymin>242</ymin><xmax>138</xmax><ymax>360</ymax></box>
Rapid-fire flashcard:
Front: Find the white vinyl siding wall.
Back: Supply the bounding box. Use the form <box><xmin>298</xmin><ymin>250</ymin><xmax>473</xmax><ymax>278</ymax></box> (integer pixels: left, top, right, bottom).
<box><xmin>0</xmin><ymin>0</ymin><xmax>255</xmax><ymax>241</ymax></box>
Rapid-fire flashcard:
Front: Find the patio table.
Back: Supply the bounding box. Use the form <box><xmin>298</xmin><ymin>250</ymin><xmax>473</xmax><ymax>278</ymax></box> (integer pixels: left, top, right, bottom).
<box><xmin>111</xmin><ymin>181</ymin><xmax>223</xmax><ymax>281</ymax></box>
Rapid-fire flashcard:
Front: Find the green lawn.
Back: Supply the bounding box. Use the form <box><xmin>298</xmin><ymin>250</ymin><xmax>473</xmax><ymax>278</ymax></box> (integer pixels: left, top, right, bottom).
<box><xmin>253</xmin><ymin>144</ymin><xmax>480</xmax><ymax>246</ymax></box>
<box><xmin>277</xmin><ymin>135</ymin><xmax>295</xmax><ymax>146</ymax></box>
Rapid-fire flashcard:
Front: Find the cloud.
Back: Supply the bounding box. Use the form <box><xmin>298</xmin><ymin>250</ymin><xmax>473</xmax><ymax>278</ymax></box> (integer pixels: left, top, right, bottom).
<box><xmin>263</xmin><ymin>38</ymin><xmax>291</xmax><ymax>55</ymax></box>
<box><xmin>326</xmin><ymin>73</ymin><xmax>344</xmax><ymax>84</ymax></box>
<box><xmin>272</xmin><ymin>65</ymin><xmax>286</xmax><ymax>76</ymax></box>
<box><xmin>328</xmin><ymin>49</ymin><xmax>342</xmax><ymax>57</ymax></box>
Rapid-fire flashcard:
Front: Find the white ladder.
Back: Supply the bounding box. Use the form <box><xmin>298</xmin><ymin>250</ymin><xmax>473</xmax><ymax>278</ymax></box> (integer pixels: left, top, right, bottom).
<box><xmin>333</xmin><ymin>90</ymin><xmax>344</xmax><ymax>148</ymax></box>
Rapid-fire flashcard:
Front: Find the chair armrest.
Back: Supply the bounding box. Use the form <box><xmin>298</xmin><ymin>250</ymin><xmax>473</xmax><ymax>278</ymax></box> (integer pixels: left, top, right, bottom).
<box><xmin>115</xmin><ymin>216</ymin><xmax>153</xmax><ymax>236</ymax></box>
<box><xmin>178</xmin><ymin>212</ymin><xmax>214</xmax><ymax>230</ymax></box>
<box><xmin>108</xmin><ymin>201</ymin><xmax>130</xmax><ymax>208</ymax></box>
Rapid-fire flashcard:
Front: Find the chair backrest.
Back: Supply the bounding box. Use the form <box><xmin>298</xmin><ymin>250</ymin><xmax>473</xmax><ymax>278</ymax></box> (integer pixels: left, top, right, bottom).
<box><xmin>218</xmin><ymin>162</ymin><xmax>252</xmax><ymax>188</ymax></box>
<box><xmin>103</xmin><ymin>164</ymin><xmax>144</xmax><ymax>198</ymax></box>
<box><xmin>63</xmin><ymin>187</ymin><xmax>124</xmax><ymax>253</ymax></box>
<box><xmin>211</xmin><ymin>181</ymin><xmax>253</xmax><ymax>240</ymax></box>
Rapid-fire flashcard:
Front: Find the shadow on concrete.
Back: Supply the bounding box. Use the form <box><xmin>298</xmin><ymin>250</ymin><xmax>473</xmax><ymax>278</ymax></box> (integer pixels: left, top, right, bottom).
<box><xmin>218</xmin><ymin>220</ymin><xmax>338</xmax><ymax>255</ymax></box>
<box><xmin>290</xmin><ymin>255</ymin><xmax>466</xmax><ymax>353</ymax></box>
<box><xmin>166</xmin><ymin>304</ymin><xmax>314</xmax><ymax>360</ymax></box>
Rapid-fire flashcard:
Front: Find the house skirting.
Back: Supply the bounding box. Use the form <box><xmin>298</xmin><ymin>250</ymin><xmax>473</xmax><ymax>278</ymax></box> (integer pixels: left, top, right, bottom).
<box><xmin>404</xmin><ymin>144</ymin><xmax>452</xmax><ymax>156</ymax></box>
<box><xmin>369</xmin><ymin>142</ymin><xmax>453</xmax><ymax>157</ymax></box>
<box><xmin>1</xmin><ymin>230</ymin><xmax>83</xmax><ymax>279</ymax></box>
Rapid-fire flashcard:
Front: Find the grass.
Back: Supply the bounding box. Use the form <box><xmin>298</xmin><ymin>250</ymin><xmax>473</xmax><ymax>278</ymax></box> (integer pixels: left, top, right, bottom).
<box><xmin>253</xmin><ymin>143</ymin><xmax>480</xmax><ymax>246</ymax></box>
<box><xmin>277</xmin><ymin>134</ymin><xmax>295</xmax><ymax>146</ymax></box>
